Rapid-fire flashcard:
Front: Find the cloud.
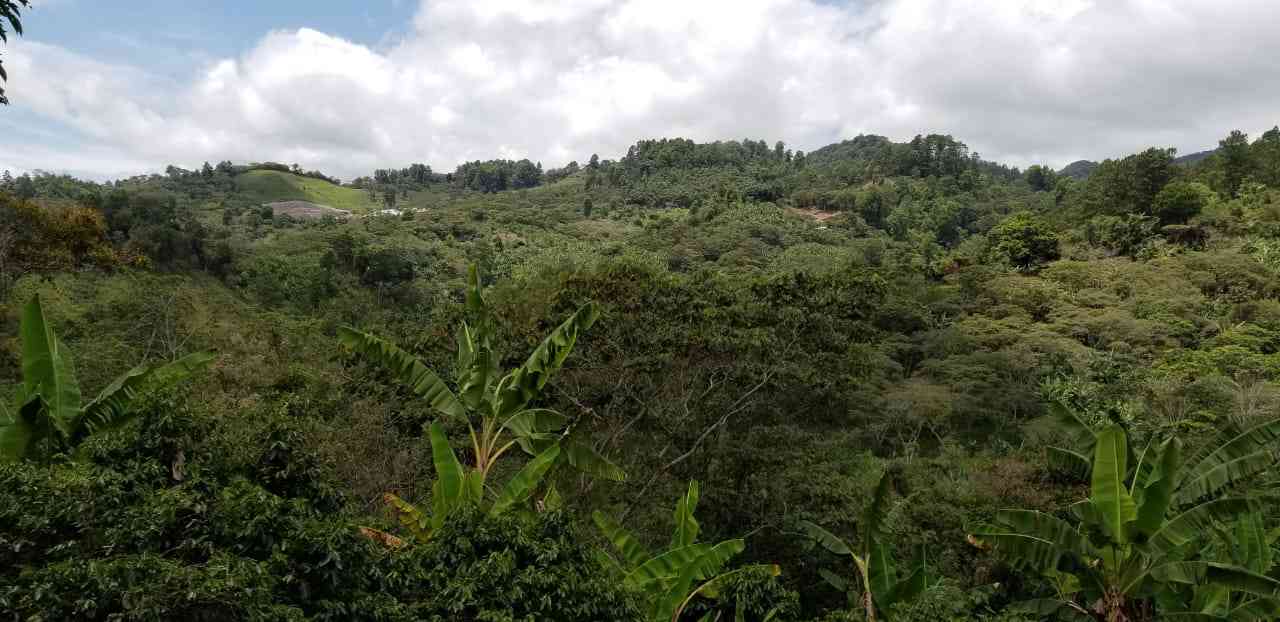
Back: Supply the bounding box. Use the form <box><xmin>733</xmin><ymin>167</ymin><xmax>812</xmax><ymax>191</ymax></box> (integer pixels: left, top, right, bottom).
<box><xmin>5</xmin><ymin>0</ymin><xmax>1280</xmax><ymax>180</ymax></box>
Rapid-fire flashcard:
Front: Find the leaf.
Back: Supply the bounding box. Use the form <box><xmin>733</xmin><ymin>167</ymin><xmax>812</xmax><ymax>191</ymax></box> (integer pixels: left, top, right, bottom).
<box><xmin>429</xmin><ymin>422</ymin><xmax>466</xmax><ymax>519</ymax></box>
<box><xmin>818</xmin><ymin>568</ymin><xmax>849</xmax><ymax>593</ymax></box>
<box><xmin>973</xmin><ymin>510</ymin><xmax>1087</xmax><ymax>571</ymax></box>
<box><xmin>862</xmin><ymin>472</ymin><xmax>893</xmax><ymax>554</ymax></box>
<box><xmin>1047</xmin><ymin>446</ymin><xmax>1092</xmax><ymax>481</ymax></box>
<box><xmin>338</xmin><ymin>326</ymin><xmax>465</xmax><ymax>420</ymax></box>
<box><xmin>1230</xmin><ymin>597</ymin><xmax>1280</xmax><ymax>621</ymax></box>
<box><xmin>490</xmin><ymin>442</ymin><xmax>560</xmax><ymax>516</ymax></box>
<box><xmin>624</xmin><ymin>543</ymin><xmax>712</xmax><ymax>588</ymax></box>
<box><xmin>672</xmin><ymin>565</ymin><xmax>781</xmax><ymax>622</ymax></box>
<box><xmin>1135</xmin><ymin>437</ymin><xmax>1182</xmax><ymax>538</ymax></box>
<box><xmin>1150</xmin><ymin>562</ymin><xmax>1280</xmax><ymax>598</ymax></box>
<box><xmin>1147</xmin><ymin>498</ymin><xmax>1256</xmax><ymax>558</ymax></box>
<box><xmin>0</xmin><ymin>395</ymin><xmax>42</xmax><ymax>461</ymax></box>
<box><xmin>20</xmin><ymin>294</ymin><xmax>80</xmax><ymax>436</ymax></box>
<box><xmin>1175</xmin><ymin>452</ymin><xmax>1276</xmax><ymax>508</ymax></box>
<box><xmin>357</xmin><ymin>526</ymin><xmax>407</xmax><ymax>550</ymax></box>
<box><xmin>1234</xmin><ymin>512</ymin><xmax>1272</xmax><ymax>574</ymax></box>
<box><xmin>456</xmin><ymin>328</ymin><xmax>497</xmax><ymax>412</ymax></box>
<box><xmin>800</xmin><ymin>520</ymin><xmax>852</xmax><ymax>557</ymax></box>
<box><xmin>502</xmin><ymin>408</ymin><xmax>569</xmax><ymax>438</ymax></box>
<box><xmin>493</xmin><ymin>302</ymin><xmax>599</xmax><ymax>417</ymax></box>
<box><xmin>672</xmin><ymin>480</ymin><xmax>701</xmax><ymax>549</ymax></box>
<box><xmin>383</xmin><ymin>492</ymin><xmax>430</xmax><ymax>541</ymax></box>
<box><xmin>593</xmin><ymin>510</ymin><xmax>652</xmax><ymax>570</ymax></box>
<box><xmin>1091</xmin><ymin>425</ymin><xmax>1137</xmax><ymax>544</ymax></box>
<box><xmin>74</xmin><ymin>352</ymin><xmax>215</xmax><ymax>442</ymax></box>
<box><xmin>1176</xmin><ymin>418</ymin><xmax>1280</xmax><ymax>506</ymax></box>
<box><xmin>654</xmin><ymin>541</ymin><xmax>748</xmax><ymax>622</ymax></box>
<box><xmin>867</xmin><ymin>535</ymin><xmax>895</xmax><ymax>609</ymax></box>
<box><xmin>563</xmin><ymin>439</ymin><xmax>627</xmax><ymax>481</ymax></box>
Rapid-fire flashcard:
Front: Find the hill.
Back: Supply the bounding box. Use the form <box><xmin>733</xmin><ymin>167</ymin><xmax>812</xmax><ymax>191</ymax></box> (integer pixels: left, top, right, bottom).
<box><xmin>1058</xmin><ymin>159</ymin><xmax>1098</xmax><ymax>179</ymax></box>
<box><xmin>234</xmin><ymin>169</ymin><xmax>381</xmax><ymax>213</ymax></box>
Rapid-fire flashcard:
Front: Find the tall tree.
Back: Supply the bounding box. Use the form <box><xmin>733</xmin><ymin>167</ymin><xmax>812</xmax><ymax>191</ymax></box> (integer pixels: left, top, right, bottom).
<box><xmin>1219</xmin><ymin>129</ymin><xmax>1252</xmax><ymax>198</ymax></box>
<box><xmin>0</xmin><ymin>0</ymin><xmax>30</xmax><ymax>105</ymax></box>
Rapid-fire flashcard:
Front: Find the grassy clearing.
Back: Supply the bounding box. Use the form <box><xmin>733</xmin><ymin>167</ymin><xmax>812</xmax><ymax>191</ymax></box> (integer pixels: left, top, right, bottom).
<box><xmin>235</xmin><ymin>170</ymin><xmax>381</xmax><ymax>213</ymax></box>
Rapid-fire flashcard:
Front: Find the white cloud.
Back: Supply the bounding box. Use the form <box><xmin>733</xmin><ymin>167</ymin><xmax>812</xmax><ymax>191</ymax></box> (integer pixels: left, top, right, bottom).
<box><xmin>5</xmin><ymin>0</ymin><xmax>1280</xmax><ymax>180</ymax></box>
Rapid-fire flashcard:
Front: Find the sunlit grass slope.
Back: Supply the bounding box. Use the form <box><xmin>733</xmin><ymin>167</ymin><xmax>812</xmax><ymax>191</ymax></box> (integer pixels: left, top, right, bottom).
<box><xmin>235</xmin><ymin>170</ymin><xmax>381</xmax><ymax>213</ymax></box>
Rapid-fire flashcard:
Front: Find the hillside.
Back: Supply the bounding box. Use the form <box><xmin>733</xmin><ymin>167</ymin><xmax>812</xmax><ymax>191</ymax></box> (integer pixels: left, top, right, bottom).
<box><xmin>4</xmin><ymin>125</ymin><xmax>1280</xmax><ymax>620</ymax></box>
<box><xmin>235</xmin><ymin>169</ymin><xmax>382</xmax><ymax>213</ymax></box>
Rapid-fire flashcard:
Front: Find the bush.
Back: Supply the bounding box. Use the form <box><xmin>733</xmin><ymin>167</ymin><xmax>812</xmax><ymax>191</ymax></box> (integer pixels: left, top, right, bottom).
<box><xmin>984</xmin><ymin>213</ymin><xmax>1059</xmax><ymax>269</ymax></box>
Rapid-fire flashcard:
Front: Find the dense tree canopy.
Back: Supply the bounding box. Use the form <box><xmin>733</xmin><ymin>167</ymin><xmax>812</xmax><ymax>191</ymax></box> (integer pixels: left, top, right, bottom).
<box><xmin>4</xmin><ymin>124</ymin><xmax>1280</xmax><ymax>620</ymax></box>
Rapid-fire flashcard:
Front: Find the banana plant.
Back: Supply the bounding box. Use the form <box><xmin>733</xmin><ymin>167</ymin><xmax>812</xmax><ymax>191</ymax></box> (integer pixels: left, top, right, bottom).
<box><xmin>971</xmin><ymin>422</ymin><xmax>1280</xmax><ymax>621</ymax></box>
<box><xmin>594</xmin><ymin>481</ymin><xmax>781</xmax><ymax>621</ymax></box>
<box><xmin>0</xmin><ymin>294</ymin><xmax>214</xmax><ymax>461</ymax></box>
<box><xmin>340</xmin><ymin>266</ymin><xmax>623</xmax><ymax>541</ymax></box>
<box><xmin>1178</xmin><ymin>510</ymin><xmax>1280</xmax><ymax>618</ymax></box>
<box><xmin>801</xmin><ymin>471</ymin><xmax>930</xmax><ymax>621</ymax></box>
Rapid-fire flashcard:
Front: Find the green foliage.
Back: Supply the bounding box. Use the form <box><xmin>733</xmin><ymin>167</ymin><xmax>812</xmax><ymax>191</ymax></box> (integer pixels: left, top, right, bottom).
<box><xmin>801</xmin><ymin>472</ymin><xmax>931</xmax><ymax>621</ymax></box>
<box><xmin>595</xmin><ymin>481</ymin><xmax>782</xmax><ymax>621</ymax></box>
<box><xmin>971</xmin><ymin>423</ymin><xmax>1280</xmax><ymax>620</ymax></box>
<box><xmin>985</xmin><ymin>212</ymin><xmax>1060</xmax><ymax>269</ymax></box>
<box><xmin>0</xmin><ymin>294</ymin><xmax>213</xmax><ymax>461</ymax></box>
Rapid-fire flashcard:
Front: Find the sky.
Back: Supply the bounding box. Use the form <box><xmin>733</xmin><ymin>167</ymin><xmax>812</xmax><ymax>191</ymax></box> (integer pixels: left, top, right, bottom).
<box><xmin>2</xmin><ymin>0</ymin><xmax>1280</xmax><ymax>181</ymax></box>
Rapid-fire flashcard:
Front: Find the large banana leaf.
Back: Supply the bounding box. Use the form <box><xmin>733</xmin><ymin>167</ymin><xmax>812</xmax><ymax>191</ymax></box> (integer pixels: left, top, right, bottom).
<box><xmin>653</xmin><ymin>540</ymin><xmax>747</xmax><ymax>622</ymax></box>
<box><xmin>563</xmin><ymin>438</ymin><xmax>627</xmax><ymax>481</ymax></box>
<box><xmin>74</xmin><ymin>352</ymin><xmax>215</xmax><ymax>442</ymax></box>
<box><xmin>456</xmin><ymin>329</ymin><xmax>498</xmax><ymax>412</ymax></box>
<box><xmin>672</xmin><ymin>480</ymin><xmax>701</xmax><ymax>549</ymax></box>
<box><xmin>490</xmin><ymin>442</ymin><xmax>560</xmax><ymax>516</ymax></box>
<box><xmin>862</xmin><ymin>472</ymin><xmax>893</xmax><ymax>551</ymax></box>
<box><xmin>338</xmin><ymin>327</ymin><xmax>465</xmax><ymax>420</ymax></box>
<box><xmin>1135</xmin><ymin>437</ymin><xmax>1182</xmax><ymax>538</ymax></box>
<box><xmin>1092</xmin><ymin>426</ymin><xmax>1137</xmax><ymax>544</ymax></box>
<box><xmin>867</xmin><ymin>535</ymin><xmax>895</xmax><ymax>611</ymax></box>
<box><xmin>501</xmin><ymin>408</ymin><xmax>569</xmax><ymax>437</ymax></box>
<box><xmin>671</xmin><ymin>564</ymin><xmax>781</xmax><ymax>622</ymax></box>
<box><xmin>1149</xmin><ymin>562</ymin><xmax>1280</xmax><ymax>598</ymax></box>
<box><xmin>1175</xmin><ymin>418</ymin><xmax>1280</xmax><ymax>505</ymax></box>
<box><xmin>593</xmin><ymin>510</ymin><xmax>652</xmax><ymax>570</ymax></box>
<box><xmin>983</xmin><ymin>509</ymin><xmax>1087</xmax><ymax>570</ymax></box>
<box><xmin>1175</xmin><ymin>451</ymin><xmax>1275</xmax><ymax>508</ymax></box>
<box><xmin>800</xmin><ymin>520</ymin><xmax>852</xmax><ymax>557</ymax></box>
<box><xmin>1233</xmin><ymin>512</ymin><xmax>1271</xmax><ymax>573</ymax></box>
<box><xmin>624</xmin><ymin>544</ymin><xmax>713</xmax><ymax>588</ymax></box>
<box><xmin>20</xmin><ymin>294</ymin><xmax>80</xmax><ymax>435</ymax></box>
<box><xmin>1146</xmin><ymin>497</ymin><xmax>1256</xmax><ymax>558</ymax></box>
<box><xmin>493</xmin><ymin>302</ymin><xmax>599</xmax><ymax>417</ymax></box>
<box><xmin>1047</xmin><ymin>445</ymin><xmax>1092</xmax><ymax>481</ymax></box>
<box><xmin>1230</xmin><ymin>597</ymin><xmax>1280</xmax><ymax>620</ymax></box>
<box><xmin>0</xmin><ymin>395</ymin><xmax>44</xmax><ymax>461</ymax></box>
<box><xmin>429</xmin><ymin>422</ymin><xmax>466</xmax><ymax>519</ymax></box>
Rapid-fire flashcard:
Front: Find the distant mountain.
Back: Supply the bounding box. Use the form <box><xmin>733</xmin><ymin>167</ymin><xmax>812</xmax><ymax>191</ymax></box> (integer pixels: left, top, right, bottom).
<box><xmin>1058</xmin><ymin>160</ymin><xmax>1098</xmax><ymax>180</ymax></box>
<box><xmin>1173</xmin><ymin>149</ymin><xmax>1216</xmax><ymax>166</ymax></box>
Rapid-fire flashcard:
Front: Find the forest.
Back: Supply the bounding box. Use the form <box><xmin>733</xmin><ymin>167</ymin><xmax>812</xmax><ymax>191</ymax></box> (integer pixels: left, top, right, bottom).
<box><xmin>3</xmin><ymin>120</ymin><xmax>1280</xmax><ymax>622</ymax></box>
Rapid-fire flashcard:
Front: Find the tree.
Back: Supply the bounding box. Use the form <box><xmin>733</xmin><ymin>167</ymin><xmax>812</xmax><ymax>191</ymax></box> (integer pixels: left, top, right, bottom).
<box><xmin>583</xmin><ymin>197</ymin><xmax>594</xmax><ymax>218</ymax></box>
<box><xmin>1152</xmin><ymin>181</ymin><xmax>1209</xmax><ymax>225</ymax></box>
<box><xmin>593</xmin><ymin>481</ymin><xmax>781</xmax><ymax>622</ymax></box>
<box><xmin>0</xmin><ymin>294</ymin><xmax>214</xmax><ymax>461</ymax></box>
<box><xmin>0</xmin><ymin>0</ymin><xmax>29</xmax><ymax>105</ymax></box>
<box><xmin>1252</xmin><ymin>127</ymin><xmax>1280</xmax><ymax>187</ymax></box>
<box><xmin>1025</xmin><ymin>165</ymin><xmax>1058</xmax><ymax>192</ymax></box>
<box><xmin>801</xmin><ymin>472</ymin><xmax>930</xmax><ymax>621</ymax></box>
<box><xmin>1219</xmin><ymin>130</ymin><xmax>1252</xmax><ymax>198</ymax></box>
<box><xmin>972</xmin><ymin>422</ymin><xmax>1280</xmax><ymax>621</ymax></box>
<box><xmin>985</xmin><ymin>212</ymin><xmax>1060</xmax><ymax>270</ymax></box>
<box><xmin>339</xmin><ymin>266</ymin><xmax>623</xmax><ymax>541</ymax></box>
